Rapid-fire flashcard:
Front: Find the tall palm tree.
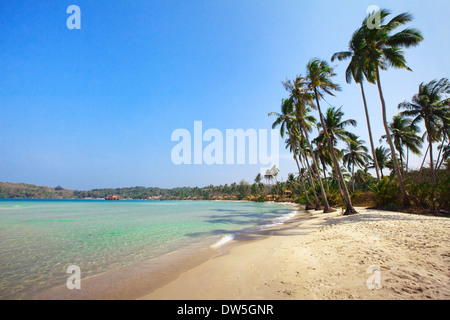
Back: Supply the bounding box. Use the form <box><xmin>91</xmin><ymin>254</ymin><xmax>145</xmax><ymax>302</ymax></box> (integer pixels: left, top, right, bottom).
<box><xmin>399</xmin><ymin>78</ymin><xmax>450</xmax><ymax>184</ymax></box>
<box><xmin>343</xmin><ymin>137</ymin><xmax>370</xmax><ymax>191</ymax></box>
<box><xmin>331</xmin><ymin>29</ymin><xmax>381</xmax><ymax>181</ymax></box>
<box><xmin>359</xmin><ymin>8</ymin><xmax>423</xmax><ymax>207</ymax></box>
<box><xmin>313</xmin><ymin>106</ymin><xmax>356</xmax><ymax>194</ymax></box>
<box><xmin>381</xmin><ymin>113</ymin><xmax>422</xmax><ymax>177</ymax></box>
<box><xmin>269</xmin><ymin>98</ymin><xmax>319</xmax><ymax>208</ymax></box>
<box><xmin>306</xmin><ymin>59</ymin><xmax>357</xmax><ymax>215</ymax></box>
<box><xmin>283</xmin><ymin>76</ymin><xmax>334</xmax><ymax>213</ymax></box>
<box><xmin>285</xmin><ymin>130</ymin><xmax>313</xmax><ymax>208</ymax></box>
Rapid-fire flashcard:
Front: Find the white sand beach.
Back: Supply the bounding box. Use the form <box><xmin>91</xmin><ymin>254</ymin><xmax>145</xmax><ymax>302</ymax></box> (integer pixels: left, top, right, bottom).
<box><xmin>141</xmin><ymin>207</ymin><xmax>450</xmax><ymax>300</ymax></box>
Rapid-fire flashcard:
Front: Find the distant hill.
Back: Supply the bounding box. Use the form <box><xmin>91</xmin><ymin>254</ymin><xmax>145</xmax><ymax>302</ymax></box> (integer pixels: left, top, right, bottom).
<box><xmin>0</xmin><ymin>182</ymin><xmax>75</xmax><ymax>199</ymax></box>
<box><xmin>0</xmin><ymin>181</ymin><xmax>263</xmax><ymax>201</ymax></box>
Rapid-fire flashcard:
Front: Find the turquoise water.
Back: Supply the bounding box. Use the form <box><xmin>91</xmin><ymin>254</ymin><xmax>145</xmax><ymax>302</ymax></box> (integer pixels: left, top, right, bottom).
<box><xmin>0</xmin><ymin>199</ymin><xmax>294</xmax><ymax>299</ymax></box>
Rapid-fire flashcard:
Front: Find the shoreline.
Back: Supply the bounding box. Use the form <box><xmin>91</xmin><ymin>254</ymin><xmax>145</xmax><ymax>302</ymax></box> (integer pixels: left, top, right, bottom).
<box><xmin>31</xmin><ymin>201</ymin><xmax>303</xmax><ymax>300</ymax></box>
<box><xmin>31</xmin><ymin>204</ymin><xmax>449</xmax><ymax>300</ymax></box>
<box><xmin>141</xmin><ymin>207</ymin><xmax>450</xmax><ymax>300</ymax></box>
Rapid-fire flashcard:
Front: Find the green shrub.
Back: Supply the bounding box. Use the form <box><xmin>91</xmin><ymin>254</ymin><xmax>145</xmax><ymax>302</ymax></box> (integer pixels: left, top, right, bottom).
<box><xmin>369</xmin><ymin>176</ymin><xmax>400</xmax><ymax>210</ymax></box>
<box><xmin>405</xmin><ymin>169</ymin><xmax>450</xmax><ymax>211</ymax></box>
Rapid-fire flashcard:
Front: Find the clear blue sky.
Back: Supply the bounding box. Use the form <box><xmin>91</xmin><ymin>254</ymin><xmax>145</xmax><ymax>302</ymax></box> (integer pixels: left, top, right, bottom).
<box><xmin>1</xmin><ymin>0</ymin><xmax>449</xmax><ymax>190</ymax></box>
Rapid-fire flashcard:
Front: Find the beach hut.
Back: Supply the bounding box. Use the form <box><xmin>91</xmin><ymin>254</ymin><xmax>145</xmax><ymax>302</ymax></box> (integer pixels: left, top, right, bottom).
<box><xmin>284</xmin><ymin>190</ymin><xmax>292</xmax><ymax>199</ymax></box>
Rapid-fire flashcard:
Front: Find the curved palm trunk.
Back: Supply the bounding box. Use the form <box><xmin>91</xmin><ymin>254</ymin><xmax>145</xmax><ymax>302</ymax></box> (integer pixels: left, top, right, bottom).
<box><xmin>314</xmin><ymin>89</ymin><xmax>356</xmax><ymax>215</ymax></box>
<box><xmin>299</xmin><ymin>148</ymin><xmax>321</xmax><ymax>210</ymax></box>
<box><xmin>420</xmin><ymin>144</ymin><xmax>430</xmax><ymax>170</ymax></box>
<box><xmin>375</xmin><ymin>66</ymin><xmax>410</xmax><ymax>208</ymax></box>
<box><xmin>300</xmin><ymin>124</ymin><xmax>333</xmax><ymax>213</ymax></box>
<box><xmin>293</xmin><ymin>154</ymin><xmax>313</xmax><ymax>208</ymax></box>
<box><xmin>425</xmin><ymin>124</ymin><xmax>435</xmax><ymax>185</ymax></box>
<box><xmin>435</xmin><ymin>138</ymin><xmax>446</xmax><ymax>171</ymax></box>
<box><xmin>406</xmin><ymin>146</ymin><xmax>410</xmax><ymax>177</ymax></box>
<box><xmin>429</xmin><ymin>139</ymin><xmax>435</xmax><ymax>184</ymax></box>
<box><xmin>351</xmin><ymin>162</ymin><xmax>355</xmax><ymax>192</ymax></box>
<box><xmin>321</xmin><ymin>159</ymin><xmax>329</xmax><ymax>191</ymax></box>
<box><xmin>399</xmin><ymin>151</ymin><xmax>405</xmax><ymax>179</ymax></box>
<box><xmin>360</xmin><ymin>82</ymin><xmax>381</xmax><ymax>181</ymax></box>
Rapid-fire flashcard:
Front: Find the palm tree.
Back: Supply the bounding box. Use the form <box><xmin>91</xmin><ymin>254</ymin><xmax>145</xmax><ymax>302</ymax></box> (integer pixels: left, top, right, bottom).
<box><xmin>306</xmin><ymin>59</ymin><xmax>357</xmax><ymax>215</ymax></box>
<box><xmin>270</xmin><ymin>98</ymin><xmax>320</xmax><ymax>208</ymax></box>
<box><xmin>316</xmin><ymin>106</ymin><xmax>357</xmax><ymax>147</ymax></box>
<box><xmin>314</xmin><ymin>106</ymin><xmax>356</xmax><ymax>194</ymax></box>
<box><xmin>381</xmin><ymin>113</ymin><xmax>422</xmax><ymax>177</ymax></box>
<box><xmin>373</xmin><ymin>146</ymin><xmax>391</xmax><ymax>178</ymax></box>
<box><xmin>312</xmin><ymin>134</ymin><xmax>333</xmax><ymax>190</ymax></box>
<box><xmin>331</xmin><ymin>29</ymin><xmax>381</xmax><ymax>181</ymax></box>
<box><xmin>353</xmin><ymin>167</ymin><xmax>374</xmax><ymax>191</ymax></box>
<box><xmin>435</xmin><ymin>119</ymin><xmax>450</xmax><ymax>171</ymax></box>
<box><xmin>359</xmin><ymin>8</ymin><xmax>423</xmax><ymax>207</ymax></box>
<box><xmin>399</xmin><ymin>78</ymin><xmax>450</xmax><ymax>184</ymax></box>
<box><xmin>343</xmin><ymin>137</ymin><xmax>370</xmax><ymax>191</ymax></box>
<box><xmin>285</xmin><ymin>129</ymin><xmax>314</xmax><ymax>208</ymax></box>
<box><xmin>283</xmin><ymin>76</ymin><xmax>334</xmax><ymax>213</ymax></box>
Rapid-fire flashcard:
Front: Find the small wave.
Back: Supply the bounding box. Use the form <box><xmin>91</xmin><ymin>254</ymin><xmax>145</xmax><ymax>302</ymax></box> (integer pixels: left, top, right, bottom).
<box><xmin>256</xmin><ymin>210</ymin><xmax>298</xmax><ymax>230</ymax></box>
<box><xmin>210</xmin><ymin>234</ymin><xmax>235</xmax><ymax>248</ymax></box>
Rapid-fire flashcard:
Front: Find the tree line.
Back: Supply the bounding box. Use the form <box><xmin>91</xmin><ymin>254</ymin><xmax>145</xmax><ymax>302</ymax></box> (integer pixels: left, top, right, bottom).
<box><xmin>268</xmin><ymin>8</ymin><xmax>449</xmax><ymax>214</ymax></box>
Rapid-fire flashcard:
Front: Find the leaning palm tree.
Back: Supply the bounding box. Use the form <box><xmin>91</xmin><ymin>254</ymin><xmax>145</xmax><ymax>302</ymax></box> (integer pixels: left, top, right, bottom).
<box><xmin>343</xmin><ymin>137</ymin><xmax>370</xmax><ymax>191</ymax></box>
<box><xmin>358</xmin><ymin>8</ymin><xmax>423</xmax><ymax>207</ymax></box>
<box><xmin>313</xmin><ymin>106</ymin><xmax>356</xmax><ymax>194</ymax></box>
<box><xmin>269</xmin><ymin>98</ymin><xmax>319</xmax><ymax>208</ymax></box>
<box><xmin>283</xmin><ymin>76</ymin><xmax>334</xmax><ymax>213</ymax></box>
<box><xmin>306</xmin><ymin>59</ymin><xmax>357</xmax><ymax>215</ymax></box>
<box><xmin>399</xmin><ymin>78</ymin><xmax>450</xmax><ymax>184</ymax></box>
<box><xmin>331</xmin><ymin>29</ymin><xmax>381</xmax><ymax>181</ymax></box>
<box><xmin>285</xmin><ymin>130</ymin><xmax>314</xmax><ymax>208</ymax></box>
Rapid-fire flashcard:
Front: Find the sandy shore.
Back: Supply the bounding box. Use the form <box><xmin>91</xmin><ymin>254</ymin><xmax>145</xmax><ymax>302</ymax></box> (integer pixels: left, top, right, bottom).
<box><xmin>141</xmin><ymin>207</ymin><xmax>450</xmax><ymax>300</ymax></box>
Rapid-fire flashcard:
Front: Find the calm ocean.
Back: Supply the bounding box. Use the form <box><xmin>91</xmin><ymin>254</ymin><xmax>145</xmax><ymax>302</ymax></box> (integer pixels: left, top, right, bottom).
<box><xmin>0</xmin><ymin>199</ymin><xmax>295</xmax><ymax>299</ymax></box>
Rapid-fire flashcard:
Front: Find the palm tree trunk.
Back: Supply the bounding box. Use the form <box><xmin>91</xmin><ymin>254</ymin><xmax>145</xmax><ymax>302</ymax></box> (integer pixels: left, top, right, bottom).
<box><xmin>437</xmin><ymin>145</ymin><xmax>447</xmax><ymax>170</ymax></box>
<box><xmin>406</xmin><ymin>146</ymin><xmax>410</xmax><ymax>177</ymax></box>
<box><xmin>434</xmin><ymin>135</ymin><xmax>446</xmax><ymax>171</ymax></box>
<box><xmin>428</xmin><ymin>137</ymin><xmax>435</xmax><ymax>185</ymax></box>
<box><xmin>399</xmin><ymin>151</ymin><xmax>405</xmax><ymax>179</ymax></box>
<box><xmin>360</xmin><ymin>82</ymin><xmax>381</xmax><ymax>181</ymax></box>
<box><xmin>299</xmin><ymin>148</ymin><xmax>321</xmax><ymax>210</ymax></box>
<box><xmin>300</xmin><ymin>124</ymin><xmax>333</xmax><ymax>213</ymax></box>
<box><xmin>352</xmin><ymin>162</ymin><xmax>355</xmax><ymax>192</ymax></box>
<box><xmin>314</xmin><ymin>88</ymin><xmax>356</xmax><ymax>215</ymax></box>
<box><xmin>375</xmin><ymin>66</ymin><xmax>410</xmax><ymax>208</ymax></box>
<box><xmin>321</xmin><ymin>159</ymin><xmax>329</xmax><ymax>191</ymax></box>
<box><xmin>294</xmin><ymin>154</ymin><xmax>312</xmax><ymax>207</ymax></box>
<box><xmin>420</xmin><ymin>144</ymin><xmax>430</xmax><ymax>170</ymax></box>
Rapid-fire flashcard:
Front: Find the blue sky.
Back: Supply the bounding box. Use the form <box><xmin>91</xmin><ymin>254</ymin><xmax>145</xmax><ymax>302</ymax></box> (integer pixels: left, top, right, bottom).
<box><xmin>1</xmin><ymin>0</ymin><xmax>449</xmax><ymax>190</ymax></box>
